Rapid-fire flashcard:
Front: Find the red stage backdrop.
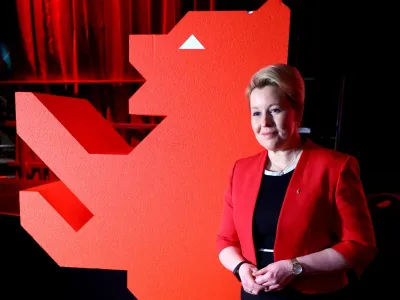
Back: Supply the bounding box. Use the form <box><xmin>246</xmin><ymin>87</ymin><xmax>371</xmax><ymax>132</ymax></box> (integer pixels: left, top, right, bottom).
<box><xmin>15</xmin><ymin>1</ymin><xmax>290</xmax><ymax>298</ymax></box>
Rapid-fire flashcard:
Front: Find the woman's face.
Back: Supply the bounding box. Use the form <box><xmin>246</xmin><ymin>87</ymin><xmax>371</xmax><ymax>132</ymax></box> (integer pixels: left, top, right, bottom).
<box><xmin>249</xmin><ymin>85</ymin><xmax>299</xmax><ymax>151</ymax></box>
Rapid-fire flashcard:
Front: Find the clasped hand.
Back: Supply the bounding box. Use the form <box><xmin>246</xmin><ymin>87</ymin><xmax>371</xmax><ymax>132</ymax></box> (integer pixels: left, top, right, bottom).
<box><xmin>239</xmin><ymin>260</ymin><xmax>295</xmax><ymax>295</ymax></box>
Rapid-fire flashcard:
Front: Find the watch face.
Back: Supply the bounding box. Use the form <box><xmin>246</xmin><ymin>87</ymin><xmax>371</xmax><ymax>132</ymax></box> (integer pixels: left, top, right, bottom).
<box><xmin>293</xmin><ymin>264</ymin><xmax>302</xmax><ymax>275</ymax></box>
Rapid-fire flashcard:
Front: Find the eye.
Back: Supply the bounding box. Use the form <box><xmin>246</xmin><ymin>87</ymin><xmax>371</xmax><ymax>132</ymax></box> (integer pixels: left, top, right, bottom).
<box><xmin>252</xmin><ymin>111</ymin><xmax>261</xmax><ymax>117</ymax></box>
<box><xmin>179</xmin><ymin>34</ymin><xmax>205</xmax><ymax>50</ymax></box>
<box><xmin>270</xmin><ymin>108</ymin><xmax>281</xmax><ymax>114</ymax></box>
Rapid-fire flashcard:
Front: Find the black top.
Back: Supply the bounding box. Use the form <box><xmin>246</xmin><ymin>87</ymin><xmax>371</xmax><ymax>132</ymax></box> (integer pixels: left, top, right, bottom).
<box><xmin>252</xmin><ymin>170</ymin><xmax>293</xmax><ymax>253</ymax></box>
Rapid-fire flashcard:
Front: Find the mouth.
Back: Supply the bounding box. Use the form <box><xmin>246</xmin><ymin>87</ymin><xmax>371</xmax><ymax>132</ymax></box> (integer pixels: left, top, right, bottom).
<box><xmin>261</xmin><ymin>131</ymin><xmax>277</xmax><ymax>136</ymax></box>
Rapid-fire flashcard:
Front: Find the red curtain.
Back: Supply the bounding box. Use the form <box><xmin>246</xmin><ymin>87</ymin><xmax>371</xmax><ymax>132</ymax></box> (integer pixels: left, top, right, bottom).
<box><xmin>10</xmin><ymin>0</ymin><xmax>216</xmax><ymax>180</ymax></box>
<box><xmin>15</xmin><ymin>0</ymin><xmax>215</xmax><ymax>83</ymax></box>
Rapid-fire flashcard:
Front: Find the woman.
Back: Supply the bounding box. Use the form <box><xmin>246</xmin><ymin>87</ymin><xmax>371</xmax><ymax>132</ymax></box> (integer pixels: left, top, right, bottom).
<box><xmin>216</xmin><ymin>64</ymin><xmax>376</xmax><ymax>299</ymax></box>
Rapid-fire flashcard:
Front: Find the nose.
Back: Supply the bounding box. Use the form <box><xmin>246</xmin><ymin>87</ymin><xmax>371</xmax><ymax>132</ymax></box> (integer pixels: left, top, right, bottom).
<box><xmin>261</xmin><ymin>113</ymin><xmax>273</xmax><ymax>127</ymax></box>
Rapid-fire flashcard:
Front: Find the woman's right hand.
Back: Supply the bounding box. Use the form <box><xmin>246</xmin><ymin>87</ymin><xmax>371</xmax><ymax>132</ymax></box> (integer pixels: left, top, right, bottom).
<box><xmin>239</xmin><ymin>263</ymin><xmax>265</xmax><ymax>295</ymax></box>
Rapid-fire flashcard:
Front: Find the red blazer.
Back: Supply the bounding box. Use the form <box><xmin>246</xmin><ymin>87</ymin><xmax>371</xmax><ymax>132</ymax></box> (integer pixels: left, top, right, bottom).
<box><xmin>217</xmin><ymin>139</ymin><xmax>376</xmax><ymax>294</ymax></box>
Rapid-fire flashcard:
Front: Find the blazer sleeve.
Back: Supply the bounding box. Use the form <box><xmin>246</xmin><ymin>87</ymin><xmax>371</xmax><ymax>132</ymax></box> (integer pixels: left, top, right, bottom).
<box><xmin>331</xmin><ymin>156</ymin><xmax>377</xmax><ymax>277</ymax></box>
<box><xmin>216</xmin><ymin>162</ymin><xmax>241</xmax><ymax>254</ymax></box>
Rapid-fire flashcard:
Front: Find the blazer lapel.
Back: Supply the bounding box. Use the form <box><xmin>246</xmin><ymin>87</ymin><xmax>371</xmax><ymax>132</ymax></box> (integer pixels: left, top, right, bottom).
<box><xmin>240</xmin><ymin>150</ymin><xmax>267</xmax><ymax>264</ymax></box>
<box><xmin>273</xmin><ymin>139</ymin><xmax>315</xmax><ymax>261</ymax></box>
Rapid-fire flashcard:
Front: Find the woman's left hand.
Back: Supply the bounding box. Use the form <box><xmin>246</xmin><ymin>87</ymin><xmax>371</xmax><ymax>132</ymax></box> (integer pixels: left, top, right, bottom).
<box><xmin>252</xmin><ymin>259</ymin><xmax>295</xmax><ymax>292</ymax></box>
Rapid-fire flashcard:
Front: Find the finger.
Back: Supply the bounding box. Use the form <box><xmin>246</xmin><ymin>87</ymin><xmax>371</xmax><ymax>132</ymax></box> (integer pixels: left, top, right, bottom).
<box><xmin>253</xmin><ymin>268</ymin><xmax>268</xmax><ymax>276</ymax></box>
<box><xmin>264</xmin><ymin>284</ymin><xmax>280</xmax><ymax>292</ymax></box>
<box><xmin>262</xmin><ymin>278</ymin><xmax>278</xmax><ymax>287</ymax></box>
<box><xmin>261</xmin><ymin>280</ymin><xmax>275</xmax><ymax>287</ymax></box>
<box><xmin>261</xmin><ymin>278</ymin><xmax>275</xmax><ymax>286</ymax></box>
<box><xmin>255</xmin><ymin>276</ymin><xmax>268</xmax><ymax>285</ymax></box>
<box><xmin>252</xmin><ymin>283</ymin><xmax>265</xmax><ymax>292</ymax></box>
<box><xmin>246</xmin><ymin>288</ymin><xmax>259</xmax><ymax>295</ymax></box>
<box><xmin>244</xmin><ymin>281</ymin><xmax>263</xmax><ymax>293</ymax></box>
<box><xmin>250</xmin><ymin>267</ymin><xmax>258</xmax><ymax>273</ymax></box>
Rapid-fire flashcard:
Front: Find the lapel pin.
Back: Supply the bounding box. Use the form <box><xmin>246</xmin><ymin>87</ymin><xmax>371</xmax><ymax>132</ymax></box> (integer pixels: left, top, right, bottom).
<box><xmin>296</xmin><ymin>189</ymin><xmax>301</xmax><ymax>194</ymax></box>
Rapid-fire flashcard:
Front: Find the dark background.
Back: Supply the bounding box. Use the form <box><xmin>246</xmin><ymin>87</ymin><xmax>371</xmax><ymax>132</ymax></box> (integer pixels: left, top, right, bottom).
<box><xmin>0</xmin><ymin>0</ymin><xmax>398</xmax><ymax>299</ymax></box>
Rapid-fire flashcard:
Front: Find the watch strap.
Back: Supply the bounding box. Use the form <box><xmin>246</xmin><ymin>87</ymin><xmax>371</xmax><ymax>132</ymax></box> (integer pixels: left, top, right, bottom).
<box><xmin>291</xmin><ymin>258</ymin><xmax>300</xmax><ymax>265</ymax></box>
<box><xmin>233</xmin><ymin>260</ymin><xmax>250</xmax><ymax>282</ymax></box>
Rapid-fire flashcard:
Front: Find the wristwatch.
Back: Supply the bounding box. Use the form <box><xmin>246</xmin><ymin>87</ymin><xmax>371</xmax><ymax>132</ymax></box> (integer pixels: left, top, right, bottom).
<box><xmin>233</xmin><ymin>260</ymin><xmax>250</xmax><ymax>282</ymax></box>
<box><xmin>290</xmin><ymin>258</ymin><xmax>303</xmax><ymax>275</ymax></box>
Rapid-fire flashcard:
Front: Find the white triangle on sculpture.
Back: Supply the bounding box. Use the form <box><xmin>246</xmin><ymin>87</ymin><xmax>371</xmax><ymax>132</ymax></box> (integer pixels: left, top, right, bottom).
<box><xmin>179</xmin><ymin>35</ymin><xmax>205</xmax><ymax>50</ymax></box>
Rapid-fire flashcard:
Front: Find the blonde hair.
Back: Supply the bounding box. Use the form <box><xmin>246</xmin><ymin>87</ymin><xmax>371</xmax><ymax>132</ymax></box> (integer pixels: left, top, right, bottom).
<box><xmin>246</xmin><ymin>64</ymin><xmax>305</xmax><ymax>118</ymax></box>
